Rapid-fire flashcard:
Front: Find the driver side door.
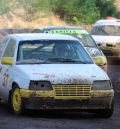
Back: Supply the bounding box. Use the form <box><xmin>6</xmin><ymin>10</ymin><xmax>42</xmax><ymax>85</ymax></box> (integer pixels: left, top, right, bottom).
<box><xmin>0</xmin><ymin>38</ymin><xmax>16</xmax><ymax>100</ymax></box>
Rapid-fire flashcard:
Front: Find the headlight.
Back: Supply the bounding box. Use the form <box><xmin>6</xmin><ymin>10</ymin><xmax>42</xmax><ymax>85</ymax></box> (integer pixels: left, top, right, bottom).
<box><xmin>29</xmin><ymin>81</ymin><xmax>53</xmax><ymax>90</ymax></box>
<box><xmin>106</xmin><ymin>43</ymin><xmax>116</xmax><ymax>47</ymax></box>
<box><xmin>92</xmin><ymin>81</ymin><xmax>112</xmax><ymax>90</ymax></box>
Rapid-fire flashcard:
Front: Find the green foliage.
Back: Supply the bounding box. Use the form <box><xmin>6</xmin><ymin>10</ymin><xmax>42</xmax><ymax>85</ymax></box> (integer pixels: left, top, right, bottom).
<box><xmin>95</xmin><ymin>0</ymin><xmax>120</xmax><ymax>18</ymax></box>
<box><xmin>52</xmin><ymin>0</ymin><xmax>120</xmax><ymax>24</ymax></box>
<box><xmin>72</xmin><ymin>16</ymin><xmax>79</xmax><ymax>25</ymax></box>
<box><xmin>0</xmin><ymin>0</ymin><xmax>11</xmax><ymax>14</ymax></box>
<box><xmin>13</xmin><ymin>0</ymin><xmax>49</xmax><ymax>13</ymax></box>
<box><xmin>0</xmin><ymin>0</ymin><xmax>119</xmax><ymax>24</ymax></box>
<box><xmin>52</xmin><ymin>0</ymin><xmax>100</xmax><ymax>24</ymax></box>
<box><xmin>17</xmin><ymin>0</ymin><xmax>53</xmax><ymax>21</ymax></box>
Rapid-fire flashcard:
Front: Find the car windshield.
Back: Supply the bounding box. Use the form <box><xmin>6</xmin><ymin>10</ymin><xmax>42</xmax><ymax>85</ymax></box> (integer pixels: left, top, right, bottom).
<box><xmin>91</xmin><ymin>25</ymin><xmax>120</xmax><ymax>36</ymax></box>
<box><xmin>42</xmin><ymin>28</ymin><xmax>96</xmax><ymax>47</ymax></box>
<box><xmin>17</xmin><ymin>40</ymin><xmax>93</xmax><ymax>64</ymax></box>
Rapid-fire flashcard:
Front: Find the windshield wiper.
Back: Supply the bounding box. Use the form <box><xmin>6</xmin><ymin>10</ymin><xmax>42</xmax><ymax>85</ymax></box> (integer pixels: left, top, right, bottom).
<box><xmin>17</xmin><ymin>59</ymin><xmax>51</xmax><ymax>64</ymax></box>
<box><xmin>47</xmin><ymin>57</ymin><xmax>87</xmax><ymax>64</ymax></box>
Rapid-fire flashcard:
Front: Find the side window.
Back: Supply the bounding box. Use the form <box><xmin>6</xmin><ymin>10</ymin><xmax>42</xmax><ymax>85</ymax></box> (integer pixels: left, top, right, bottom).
<box><xmin>32</xmin><ymin>29</ymin><xmax>42</xmax><ymax>33</ymax></box>
<box><xmin>0</xmin><ymin>37</ymin><xmax>8</xmax><ymax>58</ymax></box>
<box><xmin>2</xmin><ymin>38</ymin><xmax>16</xmax><ymax>58</ymax></box>
<box><xmin>91</xmin><ymin>27</ymin><xmax>97</xmax><ymax>35</ymax></box>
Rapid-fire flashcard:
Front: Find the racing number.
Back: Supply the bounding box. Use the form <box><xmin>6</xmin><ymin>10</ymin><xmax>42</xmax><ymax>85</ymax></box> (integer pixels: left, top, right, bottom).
<box><xmin>3</xmin><ymin>73</ymin><xmax>9</xmax><ymax>87</ymax></box>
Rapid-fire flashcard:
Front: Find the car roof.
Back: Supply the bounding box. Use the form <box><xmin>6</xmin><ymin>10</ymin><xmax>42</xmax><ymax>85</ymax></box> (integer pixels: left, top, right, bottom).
<box><xmin>9</xmin><ymin>33</ymin><xmax>78</xmax><ymax>41</ymax></box>
<box><xmin>38</xmin><ymin>26</ymin><xmax>84</xmax><ymax>30</ymax></box>
<box><xmin>94</xmin><ymin>20</ymin><xmax>120</xmax><ymax>26</ymax></box>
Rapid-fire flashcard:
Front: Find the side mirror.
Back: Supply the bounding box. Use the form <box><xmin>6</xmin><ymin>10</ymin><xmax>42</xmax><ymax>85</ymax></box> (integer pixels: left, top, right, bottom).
<box><xmin>93</xmin><ymin>56</ymin><xmax>107</xmax><ymax>66</ymax></box>
<box><xmin>1</xmin><ymin>57</ymin><xmax>14</xmax><ymax>65</ymax></box>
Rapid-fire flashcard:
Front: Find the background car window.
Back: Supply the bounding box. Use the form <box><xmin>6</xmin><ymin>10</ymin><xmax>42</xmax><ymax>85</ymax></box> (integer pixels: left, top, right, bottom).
<box><xmin>32</xmin><ymin>29</ymin><xmax>42</xmax><ymax>33</ymax></box>
<box><xmin>76</xmin><ymin>35</ymin><xmax>96</xmax><ymax>47</ymax></box>
<box><xmin>0</xmin><ymin>37</ymin><xmax>8</xmax><ymax>58</ymax></box>
<box><xmin>41</xmin><ymin>28</ymin><xmax>97</xmax><ymax>47</ymax></box>
<box><xmin>90</xmin><ymin>27</ymin><xmax>95</xmax><ymax>35</ymax></box>
<box><xmin>91</xmin><ymin>25</ymin><xmax>120</xmax><ymax>36</ymax></box>
<box><xmin>2</xmin><ymin>38</ymin><xmax>16</xmax><ymax>57</ymax></box>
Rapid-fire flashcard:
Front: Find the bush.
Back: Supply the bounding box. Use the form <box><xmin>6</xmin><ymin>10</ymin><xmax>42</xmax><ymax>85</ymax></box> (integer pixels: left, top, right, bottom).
<box><xmin>51</xmin><ymin>0</ymin><xmax>120</xmax><ymax>24</ymax></box>
<box><xmin>72</xmin><ymin>16</ymin><xmax>79</xmax><ymax>25</ymax></box>
<box><xmin>0</xmin><ymin>0</ymin><xmax>119</xmax><ymax>24</ymax></box>
<box><xmin>95</xmin><ymin>0</ymin><xmax>120</xmax><ymax>19</ymax></box>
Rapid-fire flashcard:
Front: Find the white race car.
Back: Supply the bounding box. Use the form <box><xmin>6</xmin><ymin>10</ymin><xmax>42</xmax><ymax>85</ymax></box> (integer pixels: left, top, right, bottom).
<box><xmin>0</xmin><ymin>33</ymin><xmax>114</xmax><ymax>117</ymax></box>
<box><xmin>91</xmin><ymin>20</ymin><xmax>120</xmax><ymax>58</ymax></box>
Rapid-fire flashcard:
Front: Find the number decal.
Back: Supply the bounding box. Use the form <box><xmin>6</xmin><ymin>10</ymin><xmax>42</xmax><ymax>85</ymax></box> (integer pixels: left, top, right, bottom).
<box><xmin>3</xmin><ymin>73</ymin><xmax>9</xmax><ymax>87</ymax></box>
<box><xmin>0</xmin><ymin>67</ymin><xmax>2</xmax><ymax>72</ymax></box>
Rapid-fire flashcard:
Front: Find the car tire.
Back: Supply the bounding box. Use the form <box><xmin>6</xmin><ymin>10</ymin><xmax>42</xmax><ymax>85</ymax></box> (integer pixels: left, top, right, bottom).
<box><xmin>10</xmin><ymin>86</ymin><xmax>25</xmax><ymax>115</ymax></box>
<box><xmin>95</xmin><ymin>100</ymin><xmax>114</xmax><ymax>118</ymax></box>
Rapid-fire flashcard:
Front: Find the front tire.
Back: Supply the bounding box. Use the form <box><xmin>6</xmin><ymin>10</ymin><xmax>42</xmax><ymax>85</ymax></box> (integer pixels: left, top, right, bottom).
<box><xmin>10</xmin><ymin>87</ymin><xmax>24</xmax><ymax>115</ymax></box>
<box><xmin>95</xmin><ymin>100</ymin><xmax>114</xmax><ymax>118</ymax></box>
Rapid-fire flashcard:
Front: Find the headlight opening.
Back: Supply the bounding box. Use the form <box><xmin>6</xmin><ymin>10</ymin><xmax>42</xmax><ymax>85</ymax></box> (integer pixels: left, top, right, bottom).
<box><xmin>92</xmin><ymin>80</ymin><xmax>112</xmax><ymax>90</ymax></box>
<box><xmin>29</xmin><ymin>81</ymin><xmax>53</xmax><ymax>90</ymax></box>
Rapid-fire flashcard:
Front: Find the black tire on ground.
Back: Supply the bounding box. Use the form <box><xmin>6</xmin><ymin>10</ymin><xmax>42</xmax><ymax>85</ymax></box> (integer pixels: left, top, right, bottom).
<box><xmin>9</xmin><ymin>86</ymin><xmax>25</xmax><ymax>115</ymax></box>
<box><xmin>95</xmin><ymin>100</ymin><xmax>114</xmax><ymax>118</ymax></box>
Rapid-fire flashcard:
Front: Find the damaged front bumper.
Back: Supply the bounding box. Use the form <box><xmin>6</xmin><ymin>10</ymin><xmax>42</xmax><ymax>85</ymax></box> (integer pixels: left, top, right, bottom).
<box><xmin>20</xmin><ymin>89</ymin><xmax>114</xmax><ymax>110</ymax></box>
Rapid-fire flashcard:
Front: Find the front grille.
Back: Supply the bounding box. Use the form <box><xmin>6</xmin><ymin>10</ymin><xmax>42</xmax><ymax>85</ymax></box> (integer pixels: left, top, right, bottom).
<box><xmin>53</xmin><ymin>85</ymin><xmax>91</xmax><ymax>99</ymax></box>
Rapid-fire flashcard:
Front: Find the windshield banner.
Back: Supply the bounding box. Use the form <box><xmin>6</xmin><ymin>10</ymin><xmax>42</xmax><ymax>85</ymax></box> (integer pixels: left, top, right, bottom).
<box><xmin>44</xmin><ymin>29</ymin><xmax>88</xmax><ymax>34</ymax></box>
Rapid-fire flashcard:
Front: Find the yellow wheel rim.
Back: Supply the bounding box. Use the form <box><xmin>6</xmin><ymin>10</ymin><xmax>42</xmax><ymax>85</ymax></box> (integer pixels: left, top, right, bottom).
<box><xmin>12</xmin><ymin>88</ymin><xmax>22</xmax><ymax>112</ymax></box>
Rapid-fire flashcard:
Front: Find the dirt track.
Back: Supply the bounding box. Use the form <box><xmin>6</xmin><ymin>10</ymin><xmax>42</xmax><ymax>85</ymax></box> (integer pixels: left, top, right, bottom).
<box><xmin>0</xmin><ymin>63</ymin><xmax>119</xmax><ymax>129</ymax></box>
<box><xmin>0</xmin><ymin>87</ymin><xmax>119</xmax><ymax>129</ymax></box>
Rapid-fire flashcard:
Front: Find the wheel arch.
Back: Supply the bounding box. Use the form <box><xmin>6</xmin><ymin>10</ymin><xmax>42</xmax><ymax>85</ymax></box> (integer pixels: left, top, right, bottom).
<box><xmin>8</xmin><ymin>82</ymin><xmax>19</xmax><ymax>101</ymax></box>
<box><xmin>12</xmin><ymin>82</ymin><xmax>19</xmax><ymax>89</ymax></box>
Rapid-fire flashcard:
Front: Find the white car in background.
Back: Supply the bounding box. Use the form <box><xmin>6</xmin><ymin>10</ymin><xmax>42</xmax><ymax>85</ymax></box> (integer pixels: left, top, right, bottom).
<box><xmin>91</xmin><ymin>20</ymin><xmax>120</xmax><ymax>57</ymax></box>
<box><xmin>0</xmin><ymin>33</ymin><xmax>114</xmax><ymax>118</ymax></box>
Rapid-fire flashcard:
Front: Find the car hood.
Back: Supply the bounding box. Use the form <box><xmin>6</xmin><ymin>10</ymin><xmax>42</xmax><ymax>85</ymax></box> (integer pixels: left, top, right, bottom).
<box><xmin>16</xmin><ymin>64</ymin><xmax>109</xmax><ymax>84</ymax></box>
<box><xmin>85</xmin><ymin>47</ymin><xmax>102</xmax><ymax>57</ymax></box>
<box><xmin>92</xmin><ymin>35</ymin><xmax>120</xmax><ymax>46</ymax></box>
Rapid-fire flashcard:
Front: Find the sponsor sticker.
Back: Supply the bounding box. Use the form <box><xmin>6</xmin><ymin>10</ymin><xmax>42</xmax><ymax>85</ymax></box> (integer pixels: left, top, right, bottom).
<box><xmin>44</xmin><ymin>29</ymin><xmax>88</xmax><ymax>34</ymax></box>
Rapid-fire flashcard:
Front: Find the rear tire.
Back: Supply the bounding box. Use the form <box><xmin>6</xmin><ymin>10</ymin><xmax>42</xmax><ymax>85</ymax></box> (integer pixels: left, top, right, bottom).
<box><xmin>10</xmin><ymin>87</ymin><xmax>25</xmax><ymax>115</ymax></box>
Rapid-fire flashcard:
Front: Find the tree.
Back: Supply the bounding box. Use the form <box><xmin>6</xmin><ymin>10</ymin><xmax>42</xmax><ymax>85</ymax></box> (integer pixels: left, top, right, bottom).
<box><xmin>52</xmin><ymin>0</ymin><xmax>100</xmax><ymax>24</ymax></box>
<box><xmin>95</xmin><ymin>0</ymin><xmax>120</xmax><ymax>18</ymax></box>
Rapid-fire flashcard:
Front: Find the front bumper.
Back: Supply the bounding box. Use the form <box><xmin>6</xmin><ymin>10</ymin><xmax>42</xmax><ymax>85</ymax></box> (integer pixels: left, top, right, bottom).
<box><xmin>20</xmin><ymin>89</ymin><xmax>114</xmax><ymax>110</ymax></box>
<box><xmin>101</xmin><ymin>46</ymin><xmax>120</xmax><ymax>57</ymax></box>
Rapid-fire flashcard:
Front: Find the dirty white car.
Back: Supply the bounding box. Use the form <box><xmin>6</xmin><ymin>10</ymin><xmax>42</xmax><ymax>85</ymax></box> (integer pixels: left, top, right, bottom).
<box><xmin>91</xmin><ymin>20</ymin><xmax>120</xmax><ymax>57</ymax></box>
<box><xmin>0</xmin><ymin>33</ymin><xmax>114</xmax><ymax>117</ymax></box>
